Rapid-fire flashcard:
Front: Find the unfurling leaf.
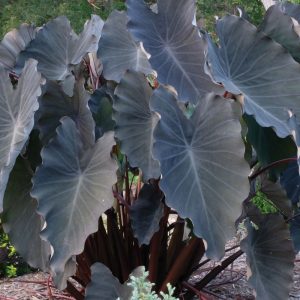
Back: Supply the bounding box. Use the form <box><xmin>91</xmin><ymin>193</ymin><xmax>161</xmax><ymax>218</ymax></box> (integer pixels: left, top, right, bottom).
<box><xmin>150</xmin><ymin>87</ymin><xmax>249</xmax><ymax>259</ymax></box>
<box><xmin>130</xmin><ymin>183</ymin><xmax>164</xmax><ymax>245</ymax></box>
<box><xmin>89</xmin><ymin>86</ymin><xmax>115</xmax><ymax>139</ymax></box>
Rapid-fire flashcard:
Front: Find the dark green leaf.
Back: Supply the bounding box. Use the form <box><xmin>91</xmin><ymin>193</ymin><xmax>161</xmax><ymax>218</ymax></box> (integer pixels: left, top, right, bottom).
<box><xmin>130</xmin><ymin>183</ymin><xmax>164</xmax><ymax>245</ymax></box>
<box><xmin>16</xmin><ymin>15</ymin><xmax>103</xmax><ymax>94</ymax></box>
<box><xmin>151</xmin><ymin>87</ymin><xmax>249</xmax><ymax>259</ymax></box>
<box><xmin>127</xmin><ymin>0</ymin><xmax>223</xmax><ymax>103</ymax></box>
<box><xmin>89</xmin><ymin>86</ymin><xmax>115</xmax><ymax>139</ymax></box>
<box><xmin>114</xmin><ymin>70</ymin><xmax>160</xmax><ymax>181</ymax></box>
<box><xmin>244</xmin><ymin>114</ymin><xmax>296</xmax><ymax>177</ymax></box>
<box><xmin>241</xmin><ymin>215</ymin><xmax>295</xmax><ymax>300</ymax></box>
<box><xmin>98</xmin><ymin>10</ymin><xmax>152</xmax><ymax>82</ymax></box>
<box><xmin>259</xmin><ymin>5</ymin><xmax>300</xmax><ymax>63</ymax></box>
<box><xmin>31</xmin><ymin>117</ymin><xmax>118</xmax><ymax>289</ymax></box>
<box><xmin>0</xmin><ymin>24</ymin><xmax>38</xmax><ymax>70</ymax></box>
<box><xmin>2</xmin><ymin>157</ymin><xmax>51</xmax><ymax>271</ymax></box>
<box><xmin>37</xmin><ymin>80</ymin><xmax>95</xmax><ymax>147</ymax></box>
<box><xmin>206</xmin><ymin>15</ymin><xmax>300</xmax><ymax>137</ymax></box>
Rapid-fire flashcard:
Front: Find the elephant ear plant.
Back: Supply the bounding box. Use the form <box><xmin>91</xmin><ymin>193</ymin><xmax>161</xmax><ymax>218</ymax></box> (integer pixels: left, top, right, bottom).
<box><xmin>0</xmin><ymin>0</ymin><xmax>299</xmax><ymax>299</ymax></box>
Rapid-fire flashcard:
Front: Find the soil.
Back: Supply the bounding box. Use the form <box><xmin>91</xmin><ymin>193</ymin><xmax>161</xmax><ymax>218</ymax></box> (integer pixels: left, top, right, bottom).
<box><xmin>189</xmin><ymin>238</ymin><xmax>300</xmax><ymax>300</ymax></box>
<box><xmin>0</xmin><ymin>240</ymin><xmax>299</xmax><ymax>300</ymax></box>
<box><xmin>0</xmin><ymin>272</ymin><xmax>75</xmax><ymax>300</ymax></box>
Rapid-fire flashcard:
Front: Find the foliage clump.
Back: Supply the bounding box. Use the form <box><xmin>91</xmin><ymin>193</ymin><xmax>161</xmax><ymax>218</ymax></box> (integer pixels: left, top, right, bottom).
<box><xmin>0</xmin><ymin>228</ymin><xmax>31</xmax><ymax>277</ymax></box>
<box><xmin>251</xmin><ymin>190</ymin><xmax>278</xmax><ymax>214</ymax></box>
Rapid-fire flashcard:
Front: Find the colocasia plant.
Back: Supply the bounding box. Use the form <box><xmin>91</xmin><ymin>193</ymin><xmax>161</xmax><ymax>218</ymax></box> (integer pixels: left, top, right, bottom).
<box><xmin>0</xmin><ymin>0</ymin><xmax>299</xmax><ymax>299</ymax></box>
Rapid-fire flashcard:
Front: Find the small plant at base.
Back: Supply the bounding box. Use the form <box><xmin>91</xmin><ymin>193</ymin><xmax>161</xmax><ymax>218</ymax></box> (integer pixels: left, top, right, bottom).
<box><xmin>251</xmin><ymin>190</ymin><xmax>278</xmax><ymax>214</ymax></box>
<box><xmin>127</xmin><ymin>268</ymin><xmax>178</xmax><ymax>300</ymax></box>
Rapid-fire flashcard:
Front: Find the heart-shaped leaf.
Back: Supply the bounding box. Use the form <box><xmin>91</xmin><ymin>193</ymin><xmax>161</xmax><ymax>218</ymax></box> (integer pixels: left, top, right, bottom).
<box><xmin>16</xmin><ymin>15</ymin><xmax>103</xmax><ymax>86</ymax></box>
<box><xmin>127</xmin><ymin>0</ymin><xmax>223</xmax><ymax>103</ymax></box>
<box><xmin>150</xmin><ymin>87</ymin><xmax>249</xmax><ymax>259</ymax></box>
<box><xmin>31</xmin><ymin>117</ymin><xmax>118</xmax><ymax>287</ymax></box>
<box><xmin>241</xmin><ymin>214</ymin><xmax>295</xmax><ymax>300</ymax></box>
<box><xmin>130</xmin><ymin>183</ymin><xmax>164</xmax><ymax>245</ymax></box>
<box><xmin>37</xmin><ymin>80</ymin><xmax>95</xmax><ymax>147</ymax></box>
<box><xmin>114</xmin><ymin>70</ymin><xmax>160</xmax><ymax>181</ymax></box>
<box><xmin>0</xmin><ymin>59</ymin><xmax>42</xmax><ymax>212</ymax></box>
<box><xmin>2</xmin><ymin>157</ymin><xmax>51</xmax><ymax>270</ymax></box>
<box><xmin>259</xmin><ymin>5</ymin><xmax>300</xmax><ymax>63</ymax></box>
<box><xmin>206</xmin><ymin>15</ymin><xmax>300</xmax><ymax>137</ymax></box>
<box><xmin>0</xmin><ymin>24</ymin><xmax>38</xmax><ymax>70</ymax></box>
<box><xmin>98</xmin><ymin>10</ymin><xmax>152</xmax><ymax>82</ymax></box>
<box><xmin>86</xmin><ymin>262</ymin><xmax>144</xmax><ymax>300</ymax></box>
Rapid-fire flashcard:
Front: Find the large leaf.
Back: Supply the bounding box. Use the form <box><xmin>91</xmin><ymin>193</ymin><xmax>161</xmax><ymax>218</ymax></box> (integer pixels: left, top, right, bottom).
<box><xmin>0</xmin><ymin>24</ymin><xmax>38</xmax><ymax>70</ymax></box>
<box><xmin>205</xmin><ymin>15</ymin><xmax>300</xmax><ymax>138</ymax></box>
<box><xmin>0</xmin><ymin>59</ymin><xmax>42</xmax><ymax>212</ymax></box>
<box><xmin>114</xmin><ymin>70</ymin><xmax>160</xmax><ymax>181</ymax></box>
<box><xmin>130</xmin><ymin>183</ymin><xmax>164</xmax><ymax>245</ymax></box>
<box><xmin>126</xmin><ymin>0</ymin><xmax>223</xmax><ymax>103</ymax></box>
<box><xmin>89</xmin><ymin>86</ymin><xmax>115</xmax><ymax>139</ymax></box>
<box><xmin>31</xmin><ymin>117</ymin><xmax>118</xmax><ymax>287</ymax></box>
<box><xmin>37</xmin><ymin>80</ymin><xmax>95</xmax><ymax>146</ymax></box>
<box><xmin>280</xmin><ymin>160</ymin><xmax>300</xmax><ymax>204</ymax></box>
<box><xmin>98</xmin><ymin>10</ymin><xmax>152</xmax><ymax>82</ymax></box>
<box><xmin>150</xmin><ymin>87</ymin><xmax>249</xmax><ymax>259</ymax></box>
<box><xmin>244</xmin><ymin>114</ymin><xmax>296</xmax><ymax>177</ymax></box>
<box><xmin>2</xmin><ymin>157</ymin><xmax>50</xmax><ymax>270</ymax></box>
<box><xmin>241</xmin><ymin>215</ymin><xmax>295</xmax><ymax>300</ymax></box>
<box><xmin>278</xmin><ymin>1</ymin><xmax>300</xmax><ymax>23</ymax></box>
<box><xmin>259</xmin><ymin>5</ymin><xmax>300</xmax><ymax>63</ymax></box>
<box><xmin>16</xmin><ymin>15</ymin><xmax>103</xmax><ymax>84</ymax></box>
<box><xmin>86</xmin><ymin>263</ymin><xmax>144</xmax><ymax>300</ymax></box>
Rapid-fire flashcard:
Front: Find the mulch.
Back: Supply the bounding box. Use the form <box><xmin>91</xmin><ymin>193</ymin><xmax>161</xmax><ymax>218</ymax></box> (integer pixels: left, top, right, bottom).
<box><xmin>0</xmin><ymin>241</ymin><xmax>299</xmax><ymax>300</ymax></box>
